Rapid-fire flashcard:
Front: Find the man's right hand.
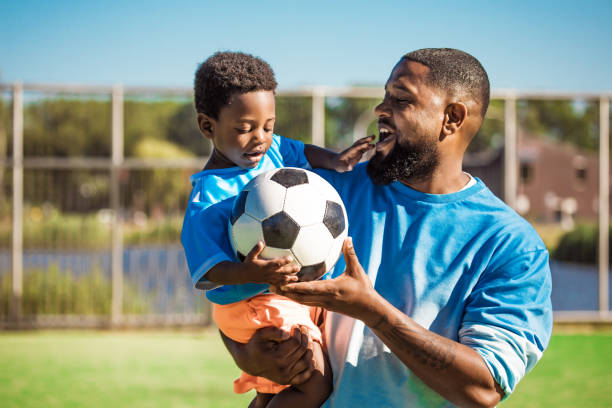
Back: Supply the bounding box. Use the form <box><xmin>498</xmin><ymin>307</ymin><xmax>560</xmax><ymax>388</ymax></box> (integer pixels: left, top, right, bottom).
<box><xmin>220</xmin><ymin>325</ymin><xmax>316</xmax><ymax>385</ymax></box>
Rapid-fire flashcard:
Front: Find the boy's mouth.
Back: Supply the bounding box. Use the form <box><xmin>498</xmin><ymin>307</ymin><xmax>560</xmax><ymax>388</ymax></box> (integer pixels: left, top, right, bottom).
<box><xmin>243</xmin><ymin>150</ymin><xmax>265</xmax><ymax>161</ymax></box>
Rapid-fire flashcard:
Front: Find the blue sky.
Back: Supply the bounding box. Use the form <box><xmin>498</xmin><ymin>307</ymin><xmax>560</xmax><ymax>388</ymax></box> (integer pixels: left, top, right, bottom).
<box><xmin>1</xmin><ymin>0</ymin><xmax>611</xmax><ymax>91</ymax></box>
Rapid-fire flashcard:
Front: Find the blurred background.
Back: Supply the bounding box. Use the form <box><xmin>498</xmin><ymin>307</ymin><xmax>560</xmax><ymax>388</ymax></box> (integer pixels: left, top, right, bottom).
<box><xmin>1</xmin><ymin>1</ymin><xmax>611</xmax><ymax>407</ymax></box>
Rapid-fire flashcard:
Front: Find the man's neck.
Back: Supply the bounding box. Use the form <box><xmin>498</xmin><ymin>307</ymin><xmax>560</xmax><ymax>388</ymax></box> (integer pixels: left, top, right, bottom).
<box><xmin>399</xmin><ymin>163</ymin><xmax>469</xmax><ymax>195</ymax></box>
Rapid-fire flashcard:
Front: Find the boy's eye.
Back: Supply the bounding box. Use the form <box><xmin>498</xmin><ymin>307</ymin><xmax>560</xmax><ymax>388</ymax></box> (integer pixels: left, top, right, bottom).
<box><xmin>236</xmin><ymin>128</ymin><xmax>251</xmax><ymax>133</ymax></box>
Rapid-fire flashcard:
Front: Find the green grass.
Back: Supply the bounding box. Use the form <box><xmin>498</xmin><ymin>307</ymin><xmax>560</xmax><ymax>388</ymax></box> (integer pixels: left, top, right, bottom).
<box><xmin>0</xmin><ymin>329</ymin><xmax>253</xmax><ymax>408</ymax></box>
<box><xmin>0</xmin><ymin>330</ymin><xmax>610</xmax><ymax>408</ymax></box>
<box><xmin>501</xmin><ymin>333</ymin><xmax>612</xmax><ymax>407</ymax></box>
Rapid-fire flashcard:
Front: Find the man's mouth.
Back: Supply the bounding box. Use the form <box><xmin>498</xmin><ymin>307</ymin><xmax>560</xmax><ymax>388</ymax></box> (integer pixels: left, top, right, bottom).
<box><xmin>376</xmin><ymin>127</ymin><xmax>396</xmax><ymax>152</ymax></box>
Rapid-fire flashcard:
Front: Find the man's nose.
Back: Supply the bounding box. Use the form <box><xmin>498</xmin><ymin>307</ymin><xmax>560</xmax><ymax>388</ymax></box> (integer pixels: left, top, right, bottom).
<box><xmin>375</xmin><ymin>100</ymin><xmax>391</xmax><ymax>118</ymax></box>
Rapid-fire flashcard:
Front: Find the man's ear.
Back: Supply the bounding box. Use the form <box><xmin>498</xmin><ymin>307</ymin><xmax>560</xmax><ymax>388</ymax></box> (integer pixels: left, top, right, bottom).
<box><xmin>441</xmin><ymin>102</ymin><xmax>467</xmax><ymax>138</ymax></box>
<box><xmin>197</xmin><ymin>113</ymin><xmax>216</xmax><ymax>140</ymax></box>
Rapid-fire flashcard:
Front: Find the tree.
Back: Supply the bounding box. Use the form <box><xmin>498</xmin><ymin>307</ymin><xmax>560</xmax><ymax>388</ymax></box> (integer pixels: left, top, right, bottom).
<box><xmin>469</xmin><ymin>99</ymin><xmax>505</xmax><ymax>153</ymax></box>
<box><xmin>275</xmin><ymin>96</ymin><xmax>313</xmax><ymax>144</ymax></box>
<box><xmin>24</xmin><ymin>98</ymin><xmax>111</xmax><ymax>157</ymax></box>
<box><xmin>518</xmin><ymin>99</ymin><xmax>599</xmax><ymax>151</ymax></box>
<box><xmin>166</xmin><ymin>102</ymin><xmax>211</xmax><ymax>156</ymax></box>
<box><xmin>325</xmin><ymin>97</ymin><xmax>380</xmax><ymax>151</ymax></box>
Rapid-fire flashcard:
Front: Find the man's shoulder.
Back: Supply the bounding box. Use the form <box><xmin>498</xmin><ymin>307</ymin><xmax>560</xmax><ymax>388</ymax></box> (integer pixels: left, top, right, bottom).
<box><xmin>471</xmin><ymin>182</ymin><xmax>547</xmax><ymax>253</ymax></box>
<box><xmin>314</xmin><ymin>162</ymin><xmax>370</xmax><ymax>187</ymax></box>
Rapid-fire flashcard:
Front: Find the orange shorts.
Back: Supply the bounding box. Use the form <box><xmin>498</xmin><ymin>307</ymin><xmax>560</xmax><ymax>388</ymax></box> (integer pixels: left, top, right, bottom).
<box><xmin>213</xmin><ymin>294</ymin><xmax>322</xmax><ymax>394</ymax></box>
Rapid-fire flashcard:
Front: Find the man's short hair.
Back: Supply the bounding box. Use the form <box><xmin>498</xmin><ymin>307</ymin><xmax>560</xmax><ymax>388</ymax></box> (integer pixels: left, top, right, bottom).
<box><xmin>402</xmin><ymin>48</ymin><xmax>490</xmax><ymax>118</ymax></box>
<box><xmin>194</xmin><ymin>51</ymin><xmax>277</xmax><ymax>118</ymax></box>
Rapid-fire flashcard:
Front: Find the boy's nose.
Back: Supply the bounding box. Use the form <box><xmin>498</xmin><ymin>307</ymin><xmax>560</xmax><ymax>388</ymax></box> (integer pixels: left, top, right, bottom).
<box><xmin>253</xmin><ymin>128</ymin><xmax>266</xmax><ymax>142</ymax></box>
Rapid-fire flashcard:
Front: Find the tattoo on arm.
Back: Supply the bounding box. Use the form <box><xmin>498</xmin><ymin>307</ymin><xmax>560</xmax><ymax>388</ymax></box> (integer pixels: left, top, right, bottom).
<box><xmin>379</xmin><ymin>318</ymin><xmax>457</xmax><ymax>370</ymax></box>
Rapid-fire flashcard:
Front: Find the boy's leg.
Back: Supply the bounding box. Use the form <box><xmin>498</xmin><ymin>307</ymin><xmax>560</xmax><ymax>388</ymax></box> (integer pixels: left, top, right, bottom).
<box><xmin>265</xmin><ymin>340</ymin><xmax>332</xmax><ymax>408</ymax></box>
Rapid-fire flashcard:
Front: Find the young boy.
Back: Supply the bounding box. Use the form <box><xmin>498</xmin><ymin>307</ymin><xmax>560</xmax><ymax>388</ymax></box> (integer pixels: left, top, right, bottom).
<box><xmin>181</xmin><ymin>51</ymin><xmax>373</xmax><ymax>408</ymax></box>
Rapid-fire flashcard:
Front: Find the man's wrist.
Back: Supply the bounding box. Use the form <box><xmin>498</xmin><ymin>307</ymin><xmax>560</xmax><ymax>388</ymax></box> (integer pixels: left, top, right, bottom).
<box><xmin>359</xmin><ymin>290</ymin><xmax>388</xmax><ymax>329</ymax></box>
<box><xmin>221</xmin><ymin>331</ymin><xmax>247</xmax><ymax>369</ymax></box>
<box><xmin>225</xmin><ymin>334</ymin><xmax>265</xmax><ymax>377</ymax></box>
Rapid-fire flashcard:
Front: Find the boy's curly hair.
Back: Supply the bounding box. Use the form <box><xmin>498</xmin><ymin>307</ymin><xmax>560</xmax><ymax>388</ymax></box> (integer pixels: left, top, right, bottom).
<box><xmin>194</xmin><ymin>51</ymin><xmax>277</xmax><ymax>118</ymax></box>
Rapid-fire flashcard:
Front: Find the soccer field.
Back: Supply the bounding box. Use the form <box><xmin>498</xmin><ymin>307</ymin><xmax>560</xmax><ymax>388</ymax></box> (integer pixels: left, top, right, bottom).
<box><xmin>0</xmin><ymin>329</ymin><xmax>610</xmax><ymax>407</ymax></box>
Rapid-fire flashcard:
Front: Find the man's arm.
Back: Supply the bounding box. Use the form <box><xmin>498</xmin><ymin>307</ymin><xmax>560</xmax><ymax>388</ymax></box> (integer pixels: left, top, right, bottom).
<box><xmin>274</xmin><ymin>238</ymin><xmax>504</xmax><ymax>408</ymax></box>
<box><xmin>220</xmin><ymin>325</ymin><xmax>317</xmax><ymax>386</ymax></box>
<box><xmin>366</xmin><ymin>296</ymin><xmax>504</xmax><ymax>408</ymax></box>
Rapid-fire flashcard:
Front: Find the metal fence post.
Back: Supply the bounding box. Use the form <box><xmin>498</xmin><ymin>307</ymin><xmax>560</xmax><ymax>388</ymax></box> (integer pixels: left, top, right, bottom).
<box><xmin>111</xmin><ymin>85</ymin><xmax>124</xmax><ymax>325</ymax></box>
<box><xmin>504</xmin><ymin>97</ymin><xmax>518</xmax><ymax>209</ymax></box>
<box><xmin>11</xmin><ymin>82</ymin><xmax>23</xmax><ymax>321</ymax></box>
<box><xmin>599</xmin><ymin>96</ymin><xmax>610</xmax><ymax>315</ymax></box>
<box><xmin>312</xmin><ymin>87</ymin><xmax>325</xmax><ymax>147</ymax></box>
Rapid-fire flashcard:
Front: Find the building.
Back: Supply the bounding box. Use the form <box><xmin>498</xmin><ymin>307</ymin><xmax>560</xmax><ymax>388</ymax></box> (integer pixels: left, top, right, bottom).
<box><xmin>464</xmin><ymin>133</ymin><xmax>602</xmax><ymax>227</ymax></box>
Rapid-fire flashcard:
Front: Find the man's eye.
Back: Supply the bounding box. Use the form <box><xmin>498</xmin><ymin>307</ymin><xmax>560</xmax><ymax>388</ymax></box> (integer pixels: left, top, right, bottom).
<box><xmin>396</xmin><ymin>97</ymin><xmax>413</xmax><ymax>104</ymax></box>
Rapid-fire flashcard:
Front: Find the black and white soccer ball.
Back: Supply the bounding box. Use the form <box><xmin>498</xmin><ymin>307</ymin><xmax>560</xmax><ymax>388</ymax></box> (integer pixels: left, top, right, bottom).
<box><xmin>229</xmin><ymin>168</ymin><xmax>348</xmax><ymax>282</ymax></box>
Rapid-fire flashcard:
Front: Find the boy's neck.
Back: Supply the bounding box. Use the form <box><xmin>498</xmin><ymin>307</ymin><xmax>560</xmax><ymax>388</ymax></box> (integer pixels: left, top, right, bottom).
<box><xmin>204</xmin><ymin>149</ymin><xmax>238</xmax><ymax>170</ymax></box>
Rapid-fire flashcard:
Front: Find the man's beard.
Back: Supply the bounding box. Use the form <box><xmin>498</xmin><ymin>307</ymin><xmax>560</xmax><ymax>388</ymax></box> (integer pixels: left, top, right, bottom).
<box><xmin>366</xmin><ymin>137</ymin><xmax>439</xmax><ymax>186</ymax></box>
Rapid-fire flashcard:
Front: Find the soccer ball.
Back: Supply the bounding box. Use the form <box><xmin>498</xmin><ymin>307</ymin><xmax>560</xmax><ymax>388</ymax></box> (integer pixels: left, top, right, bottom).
<box><xmin>229</xmin><ymin>168</ymin><xmax>348</xmax><ymax>282</ymax></box>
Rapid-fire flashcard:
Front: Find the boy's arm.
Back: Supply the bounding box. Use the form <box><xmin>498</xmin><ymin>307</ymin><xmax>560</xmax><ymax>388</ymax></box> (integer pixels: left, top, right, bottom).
<box><xmin>304</xmin><ymin>135</ymin><xmax>374</xmax><ymax>172</ymax></box>
<box><xmin>205</xmin><ymin>241</ymin><xmax>301</xmax><ymax>286</ymax></box>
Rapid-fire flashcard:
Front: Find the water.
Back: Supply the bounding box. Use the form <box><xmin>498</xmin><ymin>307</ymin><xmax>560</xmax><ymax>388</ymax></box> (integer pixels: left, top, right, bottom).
<box><xmin>1</xmin><ymin>250</ymin><xmax>611</xmax><ymax>312</ymax></box>
<box><xmin>550</xmin><ymin>260</ymin><xmax>612</xmax><ymax>311</ymax></box>
<box><xmin>0</xmin><ymin>245</ymin><xmax>204</xmax><ymax>314</ymax></box>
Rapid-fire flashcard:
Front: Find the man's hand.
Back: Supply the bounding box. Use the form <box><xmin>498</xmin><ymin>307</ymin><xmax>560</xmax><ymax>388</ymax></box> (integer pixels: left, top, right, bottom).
<box><xmin>273</xmin><ymin>237</ymin><xmax>382</xmax><ymax>326</ymax></box>
<box><xmin>221</xmin><ymin>325</ymin><xmax>316</xmax><ymax>385</ymax></box>
<box><xmin>277</xmin><ymin>238</ymin><xmax>504</xmax><ymax>408</ymax></box>
<box><xmin>244</xmin><ymin>241</ymin><xmax>301</xmax><ymax>286</ymax></box>
<box><xmin>332</xmin><ymin>135</ymin><xmax>375</xmax><ymax>172</ymax></box>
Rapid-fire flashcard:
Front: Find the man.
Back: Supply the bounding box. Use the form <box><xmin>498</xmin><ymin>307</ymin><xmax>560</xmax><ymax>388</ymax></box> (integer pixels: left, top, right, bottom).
<box><xmin>223</xmin><ymin>48</ymin><xmax>552</xmax><ymax>407</ymax></box>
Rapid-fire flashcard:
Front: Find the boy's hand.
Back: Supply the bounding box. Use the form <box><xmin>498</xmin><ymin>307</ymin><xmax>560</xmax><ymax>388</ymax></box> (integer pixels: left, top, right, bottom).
<box><xmin>333</xmin><ymin>135</ymin><xmax>375</xmax><ymax>172</ymax></box>
<box><xmin>244</xmin><ymin>241</ymin><xmax>301</xmax><ymax>286</ymax></box>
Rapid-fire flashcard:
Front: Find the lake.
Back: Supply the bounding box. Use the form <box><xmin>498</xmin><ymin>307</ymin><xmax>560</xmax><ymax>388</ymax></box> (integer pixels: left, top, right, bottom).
<box><xmin>1</xmin><ymin>248</ymin><xmax>611</xmax><ymax>313</ymax></box>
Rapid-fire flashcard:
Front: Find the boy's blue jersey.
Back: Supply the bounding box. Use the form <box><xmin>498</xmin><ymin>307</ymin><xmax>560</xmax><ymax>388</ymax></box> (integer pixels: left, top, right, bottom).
<box><xmin>181</xmin><ymin>134</ymin><xmax>310</xmax><ymax>305</ymax></box>
<box><xmin>314</xmin><ymin>164</ymin><xmax>552</xmax><ymax>405</ymax></box>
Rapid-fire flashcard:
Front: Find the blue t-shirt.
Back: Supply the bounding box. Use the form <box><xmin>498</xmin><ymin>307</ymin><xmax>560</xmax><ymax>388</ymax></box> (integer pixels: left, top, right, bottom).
<box><xmin>315</xmin><ymin>163</ymin><xmax>552</xmax><ymax>407</ymax></box>
<box><xmin>181</xmin><ymin>134</ymin><xmax>310</xmax><ymax>305</ymax></box>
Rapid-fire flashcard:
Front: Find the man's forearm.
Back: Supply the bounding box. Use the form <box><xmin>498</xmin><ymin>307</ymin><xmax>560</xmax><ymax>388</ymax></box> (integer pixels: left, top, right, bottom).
<box><xmin>220</xmin><ymin>330</ymin><xmax>250</xmax><ymax>370</ymax></box>
<box><xmin>365</xmin><ymin>293</ymin><xmax>503</xmax><ymax>408</ymax></box>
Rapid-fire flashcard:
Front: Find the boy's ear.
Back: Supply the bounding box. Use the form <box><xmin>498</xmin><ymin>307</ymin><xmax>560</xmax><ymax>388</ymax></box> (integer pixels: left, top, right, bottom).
<box><xmin>197</xmin><ymin>113</ymin><xmax>216</xmax><ymax>140</ymax></box>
